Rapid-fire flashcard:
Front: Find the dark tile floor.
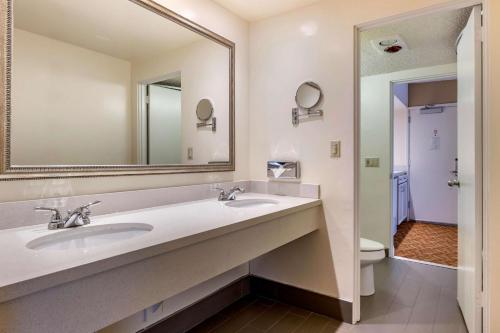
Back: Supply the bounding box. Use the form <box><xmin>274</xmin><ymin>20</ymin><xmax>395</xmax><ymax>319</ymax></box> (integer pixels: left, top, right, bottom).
<box><xmin>187</xmin><ymin>258</ymin><xmax>467</xmax><ymax>333</ymax></box>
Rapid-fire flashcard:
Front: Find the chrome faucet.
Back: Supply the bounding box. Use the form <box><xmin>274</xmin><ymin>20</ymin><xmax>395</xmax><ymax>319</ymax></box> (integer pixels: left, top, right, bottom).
<box><xmin>217</xmin><ymin>186</ymin><xmax>245</xmax><ymax>201</ymax></box>
<box><xmin>35</xmin><ymin>201</ymin><xmax>102</xmax><ymax>230</ymax></box>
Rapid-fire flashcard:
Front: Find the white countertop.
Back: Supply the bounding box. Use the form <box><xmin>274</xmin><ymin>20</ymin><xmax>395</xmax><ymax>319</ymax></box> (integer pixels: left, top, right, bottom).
<box><xmin>0</xmin><ymin>193</ymin><xmax>321</xmax><ymax>303</ymax></box>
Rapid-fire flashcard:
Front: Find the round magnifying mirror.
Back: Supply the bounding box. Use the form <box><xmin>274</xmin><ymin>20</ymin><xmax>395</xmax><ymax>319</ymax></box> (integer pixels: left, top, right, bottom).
<box><xmin>295</xmin><ymin>82</ymin><xmax>322</xmax><ymax>110</ymax></box>
<box><xmin>196</xmin><ymin>99</ymin><xmax>214</xmax><ymax>121</ymax></box>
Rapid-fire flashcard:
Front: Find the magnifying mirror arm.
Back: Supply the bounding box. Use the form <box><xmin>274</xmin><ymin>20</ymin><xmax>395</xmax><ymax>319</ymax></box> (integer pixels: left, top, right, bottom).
<box><xmin>292</xmin><ymin>108</ymin><xmax>323</xmax><ymax>126</ymax></box>
<box><xmin>196</xmin><ymin>117</ymin><xmax>217</xmax><ymax>132</ymax></box>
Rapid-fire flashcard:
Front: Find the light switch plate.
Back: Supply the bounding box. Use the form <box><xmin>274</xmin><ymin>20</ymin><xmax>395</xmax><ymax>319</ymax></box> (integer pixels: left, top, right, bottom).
<box><xmin>365</xmin><ymin>157</ymin><xmax>380</xmax><ymax>168</ymax></box>
<box><xmin>330</xmin><ymin>141</ymin><xmax>341</xmax><ymax>158</ymax></box>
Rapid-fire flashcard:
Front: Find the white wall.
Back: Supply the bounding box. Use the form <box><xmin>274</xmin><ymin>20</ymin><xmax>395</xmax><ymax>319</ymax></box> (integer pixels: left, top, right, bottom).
<box><xmin>394</xmin><ymin>83</ymin><xmax>409</xmax><ymax>107</ymax></box>
<box><xmin>247</xmin><ymin>0</ymin><xmax>465</xmax><ymax>306</ymax></box>
<box><xmin>132</xmin><ymin>39</ymin><xmax>230</xmax><ymax>164</ymax></box>
<box><xmin>409</xmin><ymin>105</ymin><xmax>458</xmax><ymax>224</ymax></box>
<box><xmin>11</xmin><ymin>28</ymin><xmax>132</xmax><ymax>165</ymax></box>
<box><xmin>393</xmin><ymin>96</ymin><xmax>409</xmax><ymax>170</ymax></box>
<box><xmin>360</xmin><ymin>64</ymin><xmax>456</xmax><ymax>248</ymax></box>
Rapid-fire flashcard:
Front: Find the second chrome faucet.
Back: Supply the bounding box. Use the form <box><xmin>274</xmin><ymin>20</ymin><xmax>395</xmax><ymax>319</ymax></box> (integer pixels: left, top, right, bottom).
<box><xmin>217</xmin><ymin>186</ymin><xmax>245</xmax><ymax>201</ymax></box>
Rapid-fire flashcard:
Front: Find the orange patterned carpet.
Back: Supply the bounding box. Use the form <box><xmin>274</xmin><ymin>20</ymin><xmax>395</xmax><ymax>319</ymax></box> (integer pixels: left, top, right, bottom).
<box><xmin>394</xmin><ymin>220</ymin><xmax>458</xmax><ymax>267</ymax></box>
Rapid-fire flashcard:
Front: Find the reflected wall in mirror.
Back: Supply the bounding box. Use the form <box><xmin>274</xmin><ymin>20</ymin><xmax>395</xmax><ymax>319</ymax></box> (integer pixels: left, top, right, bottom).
<box><xmin>0</xmin><ymin>0</ymin><xmax>234</xmax><ymax>178</ymax></box>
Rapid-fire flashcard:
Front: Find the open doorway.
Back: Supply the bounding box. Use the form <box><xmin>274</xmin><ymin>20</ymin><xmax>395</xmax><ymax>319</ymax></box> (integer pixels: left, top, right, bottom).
<box><xmin>137</xmin><ymin>71</ymin><xmax>183</xmax><ymax>165</ymax></box>
<box><xmin>392</xmin><ymin>79</ymin><xmax>459</xmax><ymax>268</ymax></box>
<box><xmin>356</xmin><ymin>4</ymin><xmax>483</xmax><ymax>332</ymax></box>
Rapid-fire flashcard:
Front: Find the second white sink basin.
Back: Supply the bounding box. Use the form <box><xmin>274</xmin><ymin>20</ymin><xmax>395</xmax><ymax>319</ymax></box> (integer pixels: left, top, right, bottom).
<box><xmin>26</xmin><ymin>223</ymin><xmax>153</xmax><ymax>251</ymax></box>
<box><xmin>224</xmin><ymin>199</ymin><xmax>279</xmax><ymax>208</ymax></box>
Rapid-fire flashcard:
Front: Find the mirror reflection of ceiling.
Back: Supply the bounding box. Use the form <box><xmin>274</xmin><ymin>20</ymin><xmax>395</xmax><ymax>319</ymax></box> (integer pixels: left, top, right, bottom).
<box><xmin>360</xmin><ymin>7</ymin><xmax>471</xmax><ymax>77</ymax></box>
<box><xmin>154</xmin><ymin>76</ymin><xmax>182</xmax><ymax>88</ymax></box>
<box><xmin>13</xmin><ymin>0</ymin><xmax>203</xmax><ymax>62</ymax></box>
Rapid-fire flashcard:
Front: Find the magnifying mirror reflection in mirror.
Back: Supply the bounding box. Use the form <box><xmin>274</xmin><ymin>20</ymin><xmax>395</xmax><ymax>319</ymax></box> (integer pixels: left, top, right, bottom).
<box><xmin>196</xmin><ymin>99</ymin><xmax>214</xmax><ymax>121</ymax></box>
<box><xmin>292</xmin><ymin>81</ymin><xmax>324</xmax><ymax>126</ymax></box>
<box><xmin>196</xmin><ymin>99</ymin><xmax>216</xmax><ymax>132</ymax></box>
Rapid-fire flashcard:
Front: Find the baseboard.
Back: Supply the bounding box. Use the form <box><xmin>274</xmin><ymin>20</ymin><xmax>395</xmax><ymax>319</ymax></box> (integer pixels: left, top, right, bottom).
<box><xmin>249</xmin><ymin>275</ymin><xmax>352</xmax><ymax>323</ymax></box>
<box><xmin>407</xmin><ymin>219</ymin><xmax>457</xmax><ymax>227</ymax></box>
<box><xmin>142</xmin><ymin>275</ymin><xmax>352</xmax><ymax>332</ymax></box>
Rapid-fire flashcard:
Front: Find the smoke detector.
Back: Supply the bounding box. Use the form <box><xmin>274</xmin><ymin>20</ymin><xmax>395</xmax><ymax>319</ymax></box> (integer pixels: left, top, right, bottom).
<box><xmin>370</xmin><ymin>35</ymin><xmax>408</xmax><ymax>54</ymax></box>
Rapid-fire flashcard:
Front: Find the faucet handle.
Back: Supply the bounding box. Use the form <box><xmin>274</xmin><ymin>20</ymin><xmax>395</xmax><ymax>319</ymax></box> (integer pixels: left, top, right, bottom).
<box><xmin>81</xmin><ymin>200</ymin><xmax>101</xmax><ymax>211</ymax></box>
<box><xmin>231</xmin><ymin>186</ymin><xmax>245</xmax><ymax>193</ymax></box>
<box><xmin>73</xmin><ymin>200</ymin><xmax>101</xmax><ymax>214</ymax></box>
<box><xmin>34</xmin><ymin>207</ymin><xmax>62</xmax><ymax>221</ymax></box>
<box><xmin>35</xmin><ymin>207</ymin><xmax>63</xmax><ymax>229</ymax></box>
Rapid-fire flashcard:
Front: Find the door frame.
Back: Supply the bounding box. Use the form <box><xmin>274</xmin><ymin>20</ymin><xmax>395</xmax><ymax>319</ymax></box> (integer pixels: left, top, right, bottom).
<box><xmin>389</xmin><ymin>76</ymin><xmax>457</xmax><ymax>258</ymax></box>
<box><xmin>353</xmin><ymin>1</ymin><xmax>489</xmax><ymax>329</ymax></box>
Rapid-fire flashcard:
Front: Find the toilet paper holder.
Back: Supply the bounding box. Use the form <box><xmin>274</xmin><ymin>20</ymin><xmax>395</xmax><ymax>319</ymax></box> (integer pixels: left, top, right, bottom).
<box><xmin>267</xmin><ymin>161</ymin><xmax>300</xmax><ymax>180</ymax></box>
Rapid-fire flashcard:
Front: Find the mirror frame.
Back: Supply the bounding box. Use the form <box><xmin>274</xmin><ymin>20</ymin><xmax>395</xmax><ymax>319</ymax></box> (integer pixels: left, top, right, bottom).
<box><xmin>0</xmin><ymin>0</ymin><xmax>235</xmax><ymax>180</ymax></box>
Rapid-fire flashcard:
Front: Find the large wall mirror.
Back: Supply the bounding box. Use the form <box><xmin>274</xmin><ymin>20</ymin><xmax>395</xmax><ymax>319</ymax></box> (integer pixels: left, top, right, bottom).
<box><xmin>0</xmin><ymin>0</ymin><xmax>235</xmax><ymax>179</ymax></box>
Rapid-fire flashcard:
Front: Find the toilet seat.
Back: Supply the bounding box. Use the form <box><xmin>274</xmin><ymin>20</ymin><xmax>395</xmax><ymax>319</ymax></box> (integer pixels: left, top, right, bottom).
<box><xmin>361</xmin><ymin>238</ymin><xmax>384</xmax><ymax>252</ymax></box>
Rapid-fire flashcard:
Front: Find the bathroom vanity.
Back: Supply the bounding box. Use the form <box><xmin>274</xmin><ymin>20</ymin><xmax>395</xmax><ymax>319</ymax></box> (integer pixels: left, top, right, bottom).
<box><xmin>0</xmin><ymin>191</ymin><xmax>321</xmax><ymax>332</ymax></box>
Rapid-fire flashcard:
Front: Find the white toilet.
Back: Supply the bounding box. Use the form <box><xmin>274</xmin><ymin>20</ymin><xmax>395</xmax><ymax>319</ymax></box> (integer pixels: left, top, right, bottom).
<box><xmin>360</xmin><ymin>238</ymin><xmax>386</xmax><ymax>296</ymax></box>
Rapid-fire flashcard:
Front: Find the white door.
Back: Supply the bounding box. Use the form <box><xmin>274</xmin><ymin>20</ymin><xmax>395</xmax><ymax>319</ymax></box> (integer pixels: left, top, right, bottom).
<box><xmin>408</xmin><ymin>106</ymin><xmax>458</xmax><ymax>224</ymax></box>
<box><xmin>148</xmin><ymin>85</ymin><xmax>182</xmax><ymax>164</ymax></box>
<box><xmin>456</xmin><ymin>5</ymin><xmax>482</xmax><ymax>333</ymax></box>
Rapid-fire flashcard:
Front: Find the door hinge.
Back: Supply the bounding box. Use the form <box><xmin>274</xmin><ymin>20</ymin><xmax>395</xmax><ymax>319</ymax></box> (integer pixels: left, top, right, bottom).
<box><xmin>408</xmin><ymin>115</ymin><xmax>411</xmax><ymax>123</ymax></box>
<box><xmin>145</xmin><ymin>96</ymin><xmax>150</xmax><ymax>104</ymax></box>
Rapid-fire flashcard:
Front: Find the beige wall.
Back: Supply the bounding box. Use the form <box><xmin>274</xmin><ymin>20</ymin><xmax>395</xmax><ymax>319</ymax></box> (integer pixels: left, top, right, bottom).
<box><xmin>132</xmin><ymin>39</ymin><xmax>230</xmax><ymax>164</ymax></box>
<box><xmin>408</xmin><ymin>79</ymin><xmax>457</xmax><ymax>107</ymax></box>
<box><xmin>0</xmin><ymin>0</ymin><xmax>249</xmax><ymax>203</ymax></box>
<box><xmin>11</xmin><ymin>28</ymin><xmax>133</xmax><ymax>165</ymax></box>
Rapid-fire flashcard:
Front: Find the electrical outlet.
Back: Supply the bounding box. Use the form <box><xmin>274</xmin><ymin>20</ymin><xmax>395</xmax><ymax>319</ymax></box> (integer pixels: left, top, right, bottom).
<box><xmin>365</xmin><ymin>158</ymin><xmax>380</xmax><ymax>168</ymax></box>
<box><xmin>330</xmin><ymin>141</ymin><xmax>341</xmax><ymax>158</ymax></box>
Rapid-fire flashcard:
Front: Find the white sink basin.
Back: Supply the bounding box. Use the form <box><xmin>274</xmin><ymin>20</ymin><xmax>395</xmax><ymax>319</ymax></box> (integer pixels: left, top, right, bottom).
<box><xmin>224</xmin><ymin>199</ymin><xmax>279</xmax><ymax>208</ymax></box>
<box><xmin>26</xmin><ymin>223</ymin><xmax>153</xmax><ymax>251</ymax></box>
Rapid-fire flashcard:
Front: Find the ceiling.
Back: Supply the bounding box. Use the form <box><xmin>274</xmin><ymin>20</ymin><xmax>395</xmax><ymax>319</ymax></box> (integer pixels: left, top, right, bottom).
<box><xmin>212</xmin><ymin>0</ymin><xmax>321</xmax><ymax>22</ymax></box>
<box><xmin>13</xmin><ymin>0</ymin><xmax>206</xmax><ymax>62</ymax></box>
<box><xmin>360</xmin><ymin>7</ymin><xmax>471</xmax><ymax>76</ymax></box>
